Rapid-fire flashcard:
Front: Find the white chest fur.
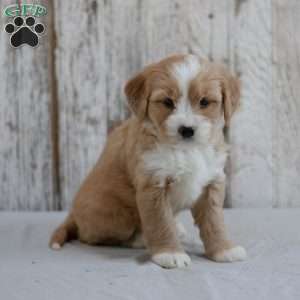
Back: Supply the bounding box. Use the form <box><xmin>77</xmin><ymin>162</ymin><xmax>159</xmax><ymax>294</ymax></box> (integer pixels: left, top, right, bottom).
<box><xmin>143</xmin><ymin>144</ymin><xmax>227</xmax><ymax>213</ymax></box>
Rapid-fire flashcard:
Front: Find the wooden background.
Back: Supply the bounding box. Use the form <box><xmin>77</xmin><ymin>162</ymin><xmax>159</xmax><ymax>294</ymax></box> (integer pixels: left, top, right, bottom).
<box><xmin>0</xmin><ymin>0</ymin><xmax>299</xmax><ymax>210</ymax></box>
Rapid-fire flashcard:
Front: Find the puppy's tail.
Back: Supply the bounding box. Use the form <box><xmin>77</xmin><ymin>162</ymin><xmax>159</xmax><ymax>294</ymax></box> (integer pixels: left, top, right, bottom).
<box><xmin>49</xmin><ymin>213</ymin><xmax>77</xmax><ymax>250</ymax></box>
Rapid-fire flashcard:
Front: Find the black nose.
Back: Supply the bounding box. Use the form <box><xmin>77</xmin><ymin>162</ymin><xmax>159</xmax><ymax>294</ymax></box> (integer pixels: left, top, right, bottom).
<box><xmin>178</xmin><ymin>126</ymin><xmax>194</xmax><ymax>139</ymax></box>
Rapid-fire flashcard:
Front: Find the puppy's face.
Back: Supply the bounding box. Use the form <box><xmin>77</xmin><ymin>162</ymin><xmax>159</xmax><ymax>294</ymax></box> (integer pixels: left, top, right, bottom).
<box><xmin>125</xmin><ymin>55</ymin><xmax>240</xmax><ymax>145</ymax></box>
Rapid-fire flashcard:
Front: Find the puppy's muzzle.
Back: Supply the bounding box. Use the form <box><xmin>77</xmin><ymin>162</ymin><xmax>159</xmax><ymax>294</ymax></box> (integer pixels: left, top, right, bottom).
<box><xmin>178</xmin><ymin>126</ymin><xmax>194</xmax><ymax>139</ymax></box>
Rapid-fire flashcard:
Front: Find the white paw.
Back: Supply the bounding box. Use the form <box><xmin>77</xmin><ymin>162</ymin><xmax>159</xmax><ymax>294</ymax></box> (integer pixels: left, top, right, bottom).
<box><xmin>212</xmin><ymin>246</ymin><xmax>247</xmax><ymax>262</ymax></box>
<box><xmin>51</xmin><ymin>242</ymin><xmax>61</xmax><ymax>250</ymax></box>
<box><xmin>176</xmin><ymin>222</ymin><xmax>187</xmax><ymax>240</ymax></box>
<box><xmin>152</xmin><ymin>252</ymin><xmax>191</xmax><ymax>269</ymax></box>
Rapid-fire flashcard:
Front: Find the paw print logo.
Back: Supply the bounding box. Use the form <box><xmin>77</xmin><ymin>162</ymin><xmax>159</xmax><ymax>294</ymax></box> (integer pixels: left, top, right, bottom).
<box><xmin>4</xmin><ymin>16</ymin><xmax>45</xmax><ymax>48</ymax></box>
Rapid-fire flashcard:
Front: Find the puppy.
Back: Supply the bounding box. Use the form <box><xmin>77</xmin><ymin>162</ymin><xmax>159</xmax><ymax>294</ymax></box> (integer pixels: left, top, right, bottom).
<box><xmin>50</xmin><ymin>54</ymin><xmax>246</xmax><ymax>268</ymax></box>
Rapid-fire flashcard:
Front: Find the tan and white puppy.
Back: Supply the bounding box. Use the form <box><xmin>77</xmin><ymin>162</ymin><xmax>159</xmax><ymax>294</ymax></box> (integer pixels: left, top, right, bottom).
<box><xmin>50</xmin><ymin>54</ymin><xmax>246</xmax><ymax>268</ymax></box>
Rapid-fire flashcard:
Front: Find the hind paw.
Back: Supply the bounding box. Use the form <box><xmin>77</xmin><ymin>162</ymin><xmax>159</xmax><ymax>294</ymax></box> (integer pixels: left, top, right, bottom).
<box><xmin>50</xmin><ymin>243</ymin><xmax>62</xmax><ymax>250</ymax></box>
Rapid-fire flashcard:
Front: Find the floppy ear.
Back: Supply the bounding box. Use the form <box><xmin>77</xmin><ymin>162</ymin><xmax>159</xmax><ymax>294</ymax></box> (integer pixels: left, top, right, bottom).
<box><xmin>222</xmin><ymin>71</ymin><xmax>241</xmax><ymax>127</ymax></box>
<box><xmin>124</xmin><ymin>71</ymin><xmax>149</xmax><ymax>119</ymax></box>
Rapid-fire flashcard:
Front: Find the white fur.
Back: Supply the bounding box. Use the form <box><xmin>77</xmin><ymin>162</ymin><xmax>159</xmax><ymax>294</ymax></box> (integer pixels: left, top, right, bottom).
<box><xmin>152</xmin><ymin>252</ymin><xmax>191</xmax><ymax>268</ymax></box>
<box><xmin>171</xmin><ymin>54</ymin><xmax>201</xmax><ymax>92</ymax></box>
<box><xmin>51</xmin><ymin>243</ymin><xmax>61</xmax><ymax>250</ymax></box>
<box><xmin>213</xmin><ymin>246</ymin><xmax>247</xmax><ymax>262</ymax></box>
<box><xmin>143</xmin><ymin>144</ymin><xmax>226</xmax><ymax>213</ymax></box>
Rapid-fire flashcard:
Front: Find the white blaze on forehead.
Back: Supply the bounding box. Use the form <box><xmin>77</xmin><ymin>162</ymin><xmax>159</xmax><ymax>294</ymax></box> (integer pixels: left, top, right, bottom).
<box><xmin>170</xmin><ymin>55</ymin><xmax>201</xmax><ymax>115</ymax></box>
<box><xmin>171</xmin><ymin>55</ymin><xmax>201</xmax><ymax>98</ymax></box>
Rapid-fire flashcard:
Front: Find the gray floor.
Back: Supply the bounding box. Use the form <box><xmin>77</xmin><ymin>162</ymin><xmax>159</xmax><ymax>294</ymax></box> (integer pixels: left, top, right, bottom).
<box><xmin>0</xmin><ymin>210</ymin><xmax>299</xmax><ymax>300</ymax></box>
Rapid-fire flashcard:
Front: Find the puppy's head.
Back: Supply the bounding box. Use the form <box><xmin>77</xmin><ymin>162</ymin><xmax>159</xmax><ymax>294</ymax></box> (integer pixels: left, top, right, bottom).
<box><xmin>125</xmin><ymin>54</ymin><xmax>240</xmax><ymax>145</ymax></box>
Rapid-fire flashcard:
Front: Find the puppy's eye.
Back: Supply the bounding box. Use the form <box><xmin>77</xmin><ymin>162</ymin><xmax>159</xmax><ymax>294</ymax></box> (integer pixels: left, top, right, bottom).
<box><xmin>199</xmin><ymin>97</ymin><xmax>210</xmax><ymax>108</ymax></box>
<box><xmin>163</xmin><ymin>98</ymin><xmax>175</xmax><ymax>109</ymax></box>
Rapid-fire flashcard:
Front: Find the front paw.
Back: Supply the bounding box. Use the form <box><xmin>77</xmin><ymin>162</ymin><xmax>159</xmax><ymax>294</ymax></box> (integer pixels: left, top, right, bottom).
<box><xmin>152</xmin><ymin>252</ymin><xmax>191</xmax><ymax>269</ymax></box>
<box><xmin>209</xmin><ymin>246</ymin><xmax>247</xmax><ymax>262</ymax></box>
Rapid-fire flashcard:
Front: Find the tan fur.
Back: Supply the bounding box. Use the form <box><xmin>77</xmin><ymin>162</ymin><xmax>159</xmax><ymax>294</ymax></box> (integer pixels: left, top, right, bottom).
<box><xmin>191</xmin><ymin>181</ymin><xmax>234</xmax><ymax>260</ymax></box>
<box><xmin>50</xmin><ymin>54</ymin><xmax>241</xmax><ymax>263</ymax></box>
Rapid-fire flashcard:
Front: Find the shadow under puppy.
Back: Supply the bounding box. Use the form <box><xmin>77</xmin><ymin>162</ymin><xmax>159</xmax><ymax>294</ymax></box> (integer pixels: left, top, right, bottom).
<box><xmin>50</xmin><ymin>54</ymin><xmax>246</xmax><ymax>268</ymax></box>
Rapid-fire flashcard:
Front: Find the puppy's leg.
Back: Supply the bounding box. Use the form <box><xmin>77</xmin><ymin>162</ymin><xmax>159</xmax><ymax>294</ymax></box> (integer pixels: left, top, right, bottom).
<box><xmin>124</xmin><ymin>220</ymin><xmax>186</xmax><ymax>249</ymax></box>
<box><xmin>191</xmin><ymin>180</ymin><xmax>246</xmax><ymax>262</ymax></box>
<box><xmin>124</xmin><ymin>231</ymin><xmax>145</xmax><ymax>249</ymax></box>
<box><xmin>136</xmin><ymin>181</ymin><xmax>190</xmax><ymax>269</ymax></box>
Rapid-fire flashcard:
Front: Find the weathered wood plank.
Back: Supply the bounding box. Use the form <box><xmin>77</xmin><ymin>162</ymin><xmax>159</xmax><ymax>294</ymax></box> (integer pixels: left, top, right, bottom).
<box><xmin>104</xmin><ymin>0</ymin><xmax>143</xmax><ymax>124</ymax></box>
<box><xmin>0</xmin><ymin>0</ymin><xmax>54</xmax><ymax>210</ymax></box>
<box><xmin>54</xmin><ymin>0</ymin><xmax>107</xmax><ymax>209</ymax></box>
<box><xmin>137</xmin><ymin>0</ymin><xmax>230</xmax><ymax>64</ymax></box>
<box><xmin>228</xmin><ymin>0</ymin><xmax>273</xmax><ymax>207</ymax></box>
<box><xmin>272</xmin><ymin>0</ymin><xmax>300</xmax><ymax>207</ymax></box>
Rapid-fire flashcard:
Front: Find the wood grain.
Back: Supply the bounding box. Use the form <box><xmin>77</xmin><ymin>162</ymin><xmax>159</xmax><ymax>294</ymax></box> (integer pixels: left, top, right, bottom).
<box><xmin>0</xmin><ymin>0</ymin><xmax>54</xmax><ymax>210</ymax></box>
<box><xmin>272</xmin><ymin>0</ymin><xmax>300</xmax><ymax>207</ymax></box>
<box><xmin>54</xmin><ymin>0</ymin><xmax>107</xmax><ymax>209</ymax></box>
<box><xmin>228</xmin><ymin>0</ymin><xmax>273</xmax><ymax>207</ymax></box>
